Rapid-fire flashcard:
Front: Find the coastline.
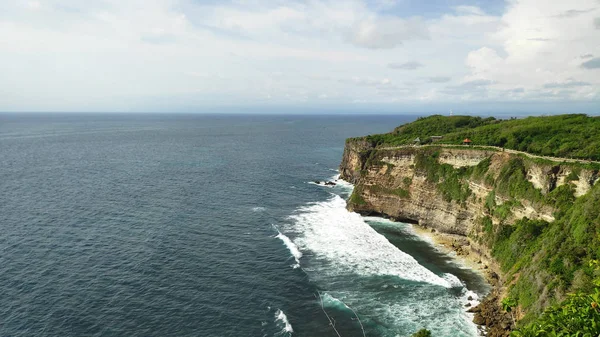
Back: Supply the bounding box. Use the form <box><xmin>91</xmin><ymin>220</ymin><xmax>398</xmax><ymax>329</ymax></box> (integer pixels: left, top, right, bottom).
<box><xmin>409</xmin><ymin>224</ymin><xmax>513</xmax><ymax>337</ymax></box>
<box><xmin>336</xmin><ymin>175</ymin><xmax>512</xmax><ymax>336</ymax></box>
<box><xmin>410</xmin><ymin>225</ymin><xmax>496</xmax><ymax>281</ymax></box>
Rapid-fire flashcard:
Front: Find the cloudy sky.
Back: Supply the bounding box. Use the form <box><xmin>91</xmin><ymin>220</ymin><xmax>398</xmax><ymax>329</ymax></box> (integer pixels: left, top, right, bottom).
<box><xmin>1</xmin><ymin>0</ymin><xmax>599</xmax><ymax>113</ymax></box>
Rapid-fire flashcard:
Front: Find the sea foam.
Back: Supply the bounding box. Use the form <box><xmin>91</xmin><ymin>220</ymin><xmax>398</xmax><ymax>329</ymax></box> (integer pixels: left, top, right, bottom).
<box><xmin>289</xmin><ymin>195</ymin><xmax>450</xmax><ymax>287</ymax></box>
<box><xmin>275</xmin><ymin>230</ymin><xmax>303</xmax><ymax>269</ymax></box>
<box><xmin>274</xmin><ymin>309</ymin><xmax>293</xmax><ymax>335</ymax></box>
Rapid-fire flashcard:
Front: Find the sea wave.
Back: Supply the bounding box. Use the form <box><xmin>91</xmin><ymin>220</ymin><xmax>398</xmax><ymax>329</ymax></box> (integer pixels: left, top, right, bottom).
<box><xmin>321</xmin><ymin>292</ymin><xmax>350</xmax><ymax>310</ymax></box>
<box><xmin>274</xmin><ymin>309</ymin><xmax>293</xmax><ymax>336</ymax></box>
<box><xmin>275</xmin><ymin>230</ymin><xmax>303</xmax><ymax>269</ymax></box>
<box><xmin>442</xmin><ymin>273</ymin><xmax>465</xmax><ymax>289</ymax></box>
<box><xmin>289</xmin><ymin>194</ymin><xmax>450</xmax><ymax>287</ymax></box>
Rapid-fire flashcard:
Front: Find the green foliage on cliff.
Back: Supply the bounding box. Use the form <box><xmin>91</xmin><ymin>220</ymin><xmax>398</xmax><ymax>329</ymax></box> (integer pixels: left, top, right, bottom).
<box><xmin>475</xmin><ymin>174</ymin><xmax>600</xmax><ymax>332</ymax></box>
<box><xmin>414</xmin><ymin>149</ymin><xmax>472</xmax><ymax>205</ymax></box>
<box><xmin>411</xmin><ymin>329</ymin><xmax>432</xmax><ymax>337</ymax></box>
<box><xmin>358</xmin><ymin>114</ymin><xmax>600</xmax><ymax>161</ymax></box>
<box><xmin>495</xmin><ymin>158</ymin><xmax>543</xmax><ymax>202</ymax></box>
<box><xmin>512</xmin><ymin>261</ymin><xmax>600</xmax><ymax>337</ymax></box>
<box><xmin>349</xmin><ymin>187</ymin><xmax>367</xmax><ymax>205</ymax></box>
<box><xmin>392</xmin><ymin>145</ymin><xmax>599</xmax><ymax>323</ymax></box>
<box><xmin>512</xmin><ymin>290</ymin><xmax>600</xmax><ymax>337</ymax></box>
<box><xmin>471</xmin><ymin>161</ymin><xmax>600</xmax><ymax>320</ymax></box>
<box><xmin>368</xmin><ymin>185</ymin><xmax>410</xmax><ymax>198</ymax></box>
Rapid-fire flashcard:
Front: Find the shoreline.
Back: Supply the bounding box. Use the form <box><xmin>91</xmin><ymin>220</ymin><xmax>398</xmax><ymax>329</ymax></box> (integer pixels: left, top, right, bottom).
<box><xmin>409</xmin><ymin>223</ymin><xmax>513</xmax><ymax>337</ymax></box>
<box><xmin>336</xmin><ymin>176</ymin><xmax>511</xmax><ymax>336</ymax></box>
<box><xmin>410</xmin><ymin>225</ymin><xmax>497</xmax><ymax>283</ymax></box>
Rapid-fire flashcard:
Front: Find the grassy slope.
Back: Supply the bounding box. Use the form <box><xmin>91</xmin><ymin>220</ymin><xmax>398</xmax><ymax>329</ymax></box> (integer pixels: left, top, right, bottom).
<box><xmin>356</xmin><ymin>114</ymin><xmax>600</xmax><ymax>161</ymax></box>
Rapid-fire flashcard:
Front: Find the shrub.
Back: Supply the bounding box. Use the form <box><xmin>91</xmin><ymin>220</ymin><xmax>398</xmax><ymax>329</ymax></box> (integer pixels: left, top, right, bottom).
<box><xmin>411</xmin><ymin>329</ymin><xmax>432</xmax><ymax>337</ymax></box>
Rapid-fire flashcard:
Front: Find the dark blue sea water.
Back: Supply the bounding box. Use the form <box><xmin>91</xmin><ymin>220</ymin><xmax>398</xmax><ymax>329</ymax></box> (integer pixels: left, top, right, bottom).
<box><xmin>0</xmin><ymin>114</ymin><xmax>488</xmax><ymax>337</ymax></box>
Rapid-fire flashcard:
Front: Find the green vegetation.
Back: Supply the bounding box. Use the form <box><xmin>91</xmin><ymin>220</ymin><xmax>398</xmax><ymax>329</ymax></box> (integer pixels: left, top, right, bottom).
<box><xmin>367</xmin><ymin>185</ymin><xmax>410</xmax><ymax>198</ymax></box>
<box><xmin>566</xmin><ymin>169</ymin><xmax>580</xmax><ymax>182</ymax></box>
<box><xmin>349</xmin><ymin>188</ymin><xmax>367</xmax><ymax>205</ymax></box>
<box><xmin>512</xmin><ymin>261</ymin><xmax>600</xmax><ymax>337</ymax></box>
<box><xmin>411</xmin><ymin>329</ymin><xmax>432</xmax><ymax>337</ymax></box>
<box><xmin>472</xmin><ymin>163</ymin><xmax>599</xmax><ymax>323</ymax></box>
<box><xmin>513</xmin><ymin>290</ymin><xmax>600</xmax><ymax>336</ymax></box>
<box><xmin>356</xmin><ymin>114</ymin><xmax>600</xmax><ymax>161</ymax></box>
<box><xmin>413</xmin><ymin>149</ymin><xmax>472</xmax><ymax>205</ymax></box>
<box><xmin>442</xmin><ymin>155</ymin><xmax>600</xmax><ymax>331</ymax></box>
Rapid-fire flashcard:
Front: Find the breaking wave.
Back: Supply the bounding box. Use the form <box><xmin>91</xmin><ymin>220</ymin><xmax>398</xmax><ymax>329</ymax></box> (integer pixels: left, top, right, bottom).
<box><xmin>275</xmin><ymin>230</ymin><xmax>303</xmax><ymax>269</ymax></box>
<box><xmin>274</xmin><ymin>309</ymin><xmax>293</xmax><ymax>336</ymax></box>
<box><xmin>288</xmin><ymin>194</ymin><xmax>450</xmax><ymax>287</ymax></box>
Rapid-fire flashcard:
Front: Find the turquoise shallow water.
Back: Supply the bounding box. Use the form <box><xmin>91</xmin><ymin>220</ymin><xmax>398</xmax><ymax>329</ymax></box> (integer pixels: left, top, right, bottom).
<box><xmin>0</xmin><ymin>113</ymin><xmax>488</xmax><ymax>337</ymax></box>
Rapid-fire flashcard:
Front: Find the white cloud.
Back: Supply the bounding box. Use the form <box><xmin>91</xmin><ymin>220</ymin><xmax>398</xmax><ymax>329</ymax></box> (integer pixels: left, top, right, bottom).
<box><xmin>0</xmin><ymin>0</ymin><xmax>598</xmax><ymax>111</ymax></box>
<box><xmin>346</xmin><ymin>16</ymin><xmax>429</xmax><ymax>49</ymax></box>
<box><xmin>426</xmin><ymin>76</ymin><xmax>452</xmax><ymax>83</ymax></box>
<box><xmin>544</xmin><ymin>80</ymin><xmax>591</xmax><ymax>88</ymax></box>
<box><xmin>26</xmin><ymin>1</ymin><xmax>42</xmax><ymax>10</ymax></box>
<box><xmin>388</xmin><ymin>61</ymin><xmax>423</xmax><ymax>70</ymax></box>
<box><xmin>451</xmin><ymin>0</ymin><xmax>600</xmax><ymax>101</ymax></box>
<box><xmin>454</xmin><ymin>6</ymin><xmax>486</xmax><ymax>16</ymax></box>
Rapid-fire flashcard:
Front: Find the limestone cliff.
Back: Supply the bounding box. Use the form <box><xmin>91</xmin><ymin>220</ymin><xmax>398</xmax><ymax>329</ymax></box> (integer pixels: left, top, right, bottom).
<box><xmin>339</xmin><ymin>139</ymin><xmax>599</xmax><ymax>336</ymax></box>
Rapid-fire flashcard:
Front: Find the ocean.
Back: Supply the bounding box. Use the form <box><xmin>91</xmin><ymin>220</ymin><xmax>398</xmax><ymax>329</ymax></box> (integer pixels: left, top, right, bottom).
<box><xmin>0</xmin><ymin>113</ymin><xmax>488</xmax><ymax>337</ymax></box>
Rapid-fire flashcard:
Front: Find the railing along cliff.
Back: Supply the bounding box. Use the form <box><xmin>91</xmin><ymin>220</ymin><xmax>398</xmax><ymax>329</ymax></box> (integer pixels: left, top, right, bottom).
<box><xmin>377</xmin><ymin>144</ymin><xmax>600</xmax><ymax>165</ymax></box>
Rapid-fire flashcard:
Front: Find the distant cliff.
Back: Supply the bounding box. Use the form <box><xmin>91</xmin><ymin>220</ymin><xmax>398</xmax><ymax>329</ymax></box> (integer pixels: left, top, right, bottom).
<box><xmin>340</xmin><ymin>131</ymin><xmax>600</xmax><ymax>336</ymax></box>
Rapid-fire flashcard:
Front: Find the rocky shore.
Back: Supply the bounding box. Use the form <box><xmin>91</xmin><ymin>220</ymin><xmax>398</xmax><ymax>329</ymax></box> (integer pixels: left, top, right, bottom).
<box><xmin>409</xmin><ymin>226</ymin><xmax>513</xmax><ymax>336</ymax></box>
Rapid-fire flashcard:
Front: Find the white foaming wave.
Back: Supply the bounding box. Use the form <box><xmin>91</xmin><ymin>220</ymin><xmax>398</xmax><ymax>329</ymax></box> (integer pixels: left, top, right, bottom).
<box><xmin>442</xmin><ymin>273</ymin><xmax>465</xmax><ymax>289</ymax></box>
<box><xmin>320</xmin><ymin>286</ymin><xmax>480</xmax><ymax>337</ymax></box>
<box><xmin>307</xmin><ymin>181</ymin><xmax>334</xmax><ymax>188</ymax></box>
<box><xmin>321</xmin><ymin>292</ymin><xmax>351</xmax><ymax>310</ymax></box>
<box><xmin>289</xmin><ymin>195</ymin><xmax>449</xmax><ymax>287</ymax></box>
<box><xmin>252</xmin><ymin>207</ymin><xmax>266</xmax><ymax>212</ymax></box>
<box><xmin>334</xmin><ymin>179</ymin><xmax>354</xmax><ymax>191</ymax></box>
<box><xmin>274</xmin><ymin>309</ymin><xmax>293</xmax><ymax>335</ymax></box>
<box><xmin>275</xmin><ymin>231</ymin><xmax>303</xmax><ymax>269</ymax></box>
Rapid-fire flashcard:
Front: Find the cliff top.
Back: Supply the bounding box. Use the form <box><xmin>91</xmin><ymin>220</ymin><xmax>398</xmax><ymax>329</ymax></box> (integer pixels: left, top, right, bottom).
<box><xmin>351</xmin><ymin>114</ymin><xmax>600</xmax><ymax>161</ymax></box>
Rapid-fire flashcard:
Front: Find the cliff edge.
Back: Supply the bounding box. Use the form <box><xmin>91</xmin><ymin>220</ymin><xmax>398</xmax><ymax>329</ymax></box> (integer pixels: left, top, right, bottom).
<box><xmin>340</xmin><ymin>138</ymin><xmax>600</xmax><ymax>336</ymax></box>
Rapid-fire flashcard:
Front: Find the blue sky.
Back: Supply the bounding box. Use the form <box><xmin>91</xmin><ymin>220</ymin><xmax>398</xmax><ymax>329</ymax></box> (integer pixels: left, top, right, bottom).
<box><xmin>0</xmin><ymin>0</ymin><xmax>599</xmax><ymax>113</ymax></box>
<box><xmin>369</xmin><ymin>0</ymin><xmax>507</xmax><ymax>17</ymax></box>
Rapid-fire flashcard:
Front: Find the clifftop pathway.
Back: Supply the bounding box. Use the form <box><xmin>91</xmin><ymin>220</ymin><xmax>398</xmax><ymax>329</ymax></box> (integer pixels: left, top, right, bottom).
<box><xmin>378</xmin><ymin>144</ymin><xmax>600</xmax><ymax>165</ymax></box>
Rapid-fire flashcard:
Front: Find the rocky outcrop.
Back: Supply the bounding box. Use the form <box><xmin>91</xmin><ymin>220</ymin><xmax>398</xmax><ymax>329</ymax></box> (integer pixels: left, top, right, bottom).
<box><xmin>339</xmin><ymin>139</ymin><xmax>374</xmax><ymax>184</ymax></box>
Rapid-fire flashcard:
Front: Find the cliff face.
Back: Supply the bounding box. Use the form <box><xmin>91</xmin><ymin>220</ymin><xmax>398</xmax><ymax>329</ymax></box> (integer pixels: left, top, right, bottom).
<box><xmin>341</xmin><ymin>142</ymin><xmax>597</xmax><ymax>233</ymax></box>
<box><xmin>339</xmin><ymin>140</ymin><xmax>599</xmax><ymax>336</ymax></box>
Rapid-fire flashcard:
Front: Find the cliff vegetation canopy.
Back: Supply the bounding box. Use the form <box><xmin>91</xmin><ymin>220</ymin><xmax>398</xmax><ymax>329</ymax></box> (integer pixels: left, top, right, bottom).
<box><xmin>354</xmin><ymin>114</ymin><xmax>600</xmax><ymax>161</ymax></box>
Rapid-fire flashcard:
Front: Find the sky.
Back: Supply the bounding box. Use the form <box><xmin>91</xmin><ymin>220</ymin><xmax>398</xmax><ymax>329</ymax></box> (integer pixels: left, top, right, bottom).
<box><xmin>1</xmin><ymin>0</ymin><xmax>599</xmax><ymax>113</ymax></box>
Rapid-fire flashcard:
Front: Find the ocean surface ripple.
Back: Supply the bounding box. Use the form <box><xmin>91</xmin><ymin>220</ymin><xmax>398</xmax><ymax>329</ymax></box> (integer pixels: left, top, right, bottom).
<box><xmin>0</xmin><ymin>113</ymin><xmax>488</xmax><ymax>337</ymax></box>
